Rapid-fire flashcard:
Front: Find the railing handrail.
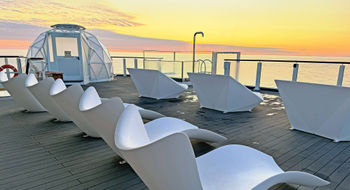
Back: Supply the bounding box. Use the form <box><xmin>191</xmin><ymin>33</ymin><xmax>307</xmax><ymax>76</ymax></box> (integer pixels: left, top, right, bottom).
<box><xmin>111</xmin><ymin>56</ymin><xmax>163</xmax><ymax>59</ymax></box>
<box><xmin>0</xmin><ymin>56</ymin><xmax>25</xmax><ymax>58</ymax></box>
<box><xmin>224</xmin><ymin>59</ymin><xmax>350</xmax><ymax>64</ymax></box>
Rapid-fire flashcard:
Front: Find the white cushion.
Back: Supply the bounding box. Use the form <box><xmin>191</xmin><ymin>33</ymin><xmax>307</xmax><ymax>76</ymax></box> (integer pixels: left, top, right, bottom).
<box><xmin>25</xmin><ymin>74</ymin><xmax>38</xmax><ymax>87</ymax></box>
<box><xmin>115</xmin><ymin>105</ymin><xmax>150</xmax><ymax>149</ymax></box>
<box><xmin>0</xmin><ymin>71</ymin><xmax>8</xmax><ymax>82</ymax></box>
<box><xmin>49</xmin><ymin>79</ymin><xmax>67</xmax><ymax>96</ymax></box>
<box><xmin>79</xmin><ymin>86</ymin><xmax>102</xmax><ymax>111</ymax></box>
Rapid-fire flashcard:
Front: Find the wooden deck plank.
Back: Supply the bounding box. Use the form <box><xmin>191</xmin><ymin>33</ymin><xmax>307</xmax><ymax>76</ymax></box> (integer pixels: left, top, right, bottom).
<box><xmin>0</xmin><ymin>77</ymin><xmax>349</xmax><ymax>190</ymax></box>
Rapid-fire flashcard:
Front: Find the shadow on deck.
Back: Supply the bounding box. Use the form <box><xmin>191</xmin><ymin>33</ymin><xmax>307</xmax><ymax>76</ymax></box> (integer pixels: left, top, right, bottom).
<box><xmin>0</xmin><ymin>77</ymin><xmax>349</xmax><ymax>190</ymax></box>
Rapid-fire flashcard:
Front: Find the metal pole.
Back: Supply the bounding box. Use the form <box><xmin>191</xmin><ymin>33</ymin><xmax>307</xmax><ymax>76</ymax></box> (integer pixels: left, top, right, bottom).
<box><xmin>292</xmin><ymin>63</ymin><xmax>299</xmax><ymax>82</ymax></box>
<box><xmin>224</xmin><ymin>61</ymin><xmax>230</xmax><ymax>76</ymax></box>
<box><xmin>192</xmin><ymin>32</ymin><xmax>204</xmax><ymax>73</ymax></box>
<box><xmin>337</xmin><ymin>65</ymin><xmax>345</xmax><ymax>86</ymax></box>
<box><xmin>41</xmin><ymin>60</ymin><xmax>46</xmax><ymax>79</ymax></box>
<box><xmin>211</xmin><ymin>52</ymin><xmax>217</xmax><ymax>75</ymax></box>
<box><xmin>235</xmin><ymin>52</ymin><xmax>240</xmax><ymax>80</ymax></box>
<box><xmin>4</xmin><ymin>58</ymin><xmax>10</xmax><ymax>79</ymax></box>
<box><xmin>123</xmin><ymin>58</ymin><xmax>127</xmax><ymax>77</ymax></box>
<box><xmin>134</xmin><ymin>58</ymin><xmax>138</xmax><ymax>69</ymax></box>
<box><xmin>181</xmin><ymin>61</ymin><xmax>184</xmax><ymax>82</ymax></box>
<box><xmin>16</xmin><ymin>57</ymin><xmax>22</xmax><ymax>73</ymax></box>
<box><xmin>254</xmin><ymin>61</ymin><xmax>262</xmax><ymax>91</ymax></box>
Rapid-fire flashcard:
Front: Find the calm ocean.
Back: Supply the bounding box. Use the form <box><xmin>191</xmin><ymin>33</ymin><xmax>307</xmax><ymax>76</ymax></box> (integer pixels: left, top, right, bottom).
<box><xmin>1</xmin><ymin>49</ymin><xmax>350</xmax><ymax>90</ymax></box>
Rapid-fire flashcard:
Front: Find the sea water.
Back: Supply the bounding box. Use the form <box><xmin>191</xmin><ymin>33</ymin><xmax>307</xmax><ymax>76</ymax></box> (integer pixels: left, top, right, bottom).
<box><xmin>1</xmin><ymin>49</ymin><xmax>350</xmax><ymax>90</ymax></box>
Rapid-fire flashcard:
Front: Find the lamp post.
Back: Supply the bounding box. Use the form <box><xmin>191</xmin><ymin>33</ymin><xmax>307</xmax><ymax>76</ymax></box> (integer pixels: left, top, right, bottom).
<box><xmin>192</xmin><ymin>32</ymin><xmax>204</xmax><ymax>73</ymax></box>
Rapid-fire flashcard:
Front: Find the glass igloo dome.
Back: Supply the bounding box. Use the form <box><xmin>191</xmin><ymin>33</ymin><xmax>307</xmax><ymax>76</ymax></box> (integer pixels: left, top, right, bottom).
<box><xmin>26</xmin><ymin>24</ymin><xmax>113</xmax><ymax>84</ymax></box>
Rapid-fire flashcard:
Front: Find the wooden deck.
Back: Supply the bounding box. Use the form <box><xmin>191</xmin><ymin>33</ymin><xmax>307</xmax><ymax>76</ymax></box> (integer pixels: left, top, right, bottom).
<box><xmin>0</xmin><ymin>77</ymin><xmax>349</xmax><ymax>190</ymax></box>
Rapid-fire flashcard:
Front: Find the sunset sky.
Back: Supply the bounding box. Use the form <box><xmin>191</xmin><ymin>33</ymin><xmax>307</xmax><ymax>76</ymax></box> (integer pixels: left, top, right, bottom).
<box><xmin>0</xmin><ymin>0</ymin><xmax>349</xmax><ymax>56</ymax></box>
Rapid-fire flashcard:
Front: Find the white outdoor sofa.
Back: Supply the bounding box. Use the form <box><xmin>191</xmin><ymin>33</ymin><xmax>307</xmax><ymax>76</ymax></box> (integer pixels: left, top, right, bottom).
<box><xmin>78</xmin><ymin>87</ymin><xmax>226</xmax><ymax>158</ymax></box>
<box><xmin>115</xmin><ymin>105</ymin><xmax>330</xmax><ymax>190</ymax></box>
<box><xmin>276</xmin><ymin>80</ymin><xmax>350</xmax><ymax>142</ymax></box>
<box><xmin>0</xmin><ymin>72</ymin><xmax>45</xmax><ymax>112</ymax></box>
<box><xmin>25</xmin><ymin>74</ymin><xmax>71</xmax><ymax>122</ymax></box>
<box><xmin>188</xmin><ymin>73</ymin><xmax>263</xmax><ymax>113</ymax></box>
<box><xmin>49</xmin><ymin>79</ymin><xmax>165</xmax><ymax>138</ymax></box>
<box><xmin>128</xmin><ymin>68</ymin><xmax>188</xmax><ymax>99</ymax></box>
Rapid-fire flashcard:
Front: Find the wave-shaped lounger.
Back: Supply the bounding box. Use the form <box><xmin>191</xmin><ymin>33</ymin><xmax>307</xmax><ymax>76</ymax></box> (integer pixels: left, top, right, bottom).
<box><xmin>128</xmin><ymin>68</ymin><xmax>188</xmax><ymax>99</ymax></box>
<box><xmin>115</xmin><ymin>105</ymin><xmax>329</xmax><ymax>190</ymax></box>
<box><xmin>0</xmin><ymin>72</ymin><xmax>45</xmax><ymax>112</ymax></box>
<box><xmin>188</xmin><ymin>73</ymin><xmax>263</xmax><ymax>113</ymax></box>
<box><xmin>78</xmin><ymin>87</ymin><xmax>226</xmax><ymax>157</ymax></box>
<box><xmin>50</xmin><ymin>80</ymin><xmax>164</xmax><ymax>138</ymax></box>
<box><xmin>276</xmin><ymin>80</ymin><xmax>350</xmax><ymax>142</ymax></box>
<box><xmin>25</xmin><ymin>74</ymin><xmax>70</xmax><ymax>122</ymax></box>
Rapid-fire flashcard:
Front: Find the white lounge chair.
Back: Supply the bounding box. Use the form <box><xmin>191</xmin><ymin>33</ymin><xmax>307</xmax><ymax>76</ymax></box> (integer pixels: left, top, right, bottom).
<box><xmin>25</xmin><ymin>74</ymin><xmax>70</xmax><ymax>122</ymax></box>
<box><xmin>188</xmin><ymin>73</ymin><xmax>263</xmax><ymax>113</ymax></box>
<box><xmin>0</xmin><ymin>72</ymin><xmax>45</xmax><ymax>112</ymax></box>
<box><xmin>49</xmin><ymin>80</ymin><xmax>164</xmax><ymax>138</ymax></box>
<box><xmin>128</xmin><ymin>68</ymin><xmax>188</xmax><ymax>99</ymax></box>
<box><xmin>276</xmin><ymin>80</ymin><xmax>350</xmax><ymax>142</ymax></box>
<box><xmin>115</xmin><ymin>105</ymin><xmax>330</xmax><ymax>190</ymax></box>
<box><xmin>78</xmin><ymin>87</ymin><xmax>226</xmax><ymax>157</ymax></box>
<box><xmin>49</xmin><ymin>79</ymin><xmax>100</xmax><ymax>137</ymax></box>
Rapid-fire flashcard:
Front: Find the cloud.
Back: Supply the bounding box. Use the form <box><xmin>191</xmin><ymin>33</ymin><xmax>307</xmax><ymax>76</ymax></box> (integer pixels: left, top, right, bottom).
<box><xmin>0</xmin><ymin>0</ymin><xmax>143</xmax><ymax>29</ymax></box>
<box><xmin>0</xmin><ymin>21</ymin><xmax>295</xmax><ymax>55</ymax></box>
<box><xmin>0</xmin><ymin>22</ymin><xmax>48</xmax><ymax>41</ymax></box>
<box><xmin>89</xmin><ymin>29</ymin><xmax>295</xmax><ymax>55</ymax></box>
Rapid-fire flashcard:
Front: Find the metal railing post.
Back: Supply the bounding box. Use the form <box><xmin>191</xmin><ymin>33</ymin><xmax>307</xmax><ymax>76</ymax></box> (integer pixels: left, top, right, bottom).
<box><xmin>235</xmin><ymin>52</ymin><xmax>240</xmax><ymax>80</ymax></box>
<box><xmin>254</xmin><ymin>61</ymin><xmax>262</xmax><ymax>91</ymax></box>
<box><xmin>134</xmin><ymin>58</ymin><xmax>138</xmax><ymax>69</ymax></box>
<box><xmin>181</xmin><ymin>61</ymin><xmax>184</xmax><ymax>82</ymax></box>
<box><xmin>224</xmin><ymin>61</ymin><xmax>230</xmax><ymax>76</ymax></box>
<box><xmin>292</xmin><ymin>63</ymin><xmax>299</xmax><ymax>82</ymax></box>
<box><xmin>123</xmin><ymin>58</ymin><xmax>127</xmax><ymax>77</ymax></box>
<box><xmin>4</xmin><ymin>58</ymin><xmax>10</xmax><ymax>79</ymax></box>
<box><xmin>337</xmin><ymin>64</ymin><xmax>345</xmax><ymax>86</ymax></box>
<box><xmin>211</xmin><ymin>52</ymin><xmax>217</xmax><ymax>75</ymax></box>
<box><xmin>16</xmin><ymin>57</ymin><xmax>22</xmax><ymax>73</ymax></box>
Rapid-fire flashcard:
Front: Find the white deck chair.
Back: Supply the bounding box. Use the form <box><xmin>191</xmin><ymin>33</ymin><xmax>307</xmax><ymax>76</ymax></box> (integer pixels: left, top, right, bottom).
<box><xmin>49</xmin><ymin>80</ymin><xmax>100</xmax><ymax>137</ymax></box>
<box><xmin>25</xmin><ymin>74</ymin><xmax>70</xmax><ymax>122</ymax></box>
<box><xmin>0</xmin><ymin>72</ymin><xmax>45</xmax><ymax>112</ymax></box>
<box><xmin>128</xmin><ymin>68</ymin><xmax>188</xmax><ymax>99</ymax></box>
<box><xmin>49</xmin><ymin>80</ymin><xmax>164</xmax><ymax>138</ymax></box>
<box><xmin>115</xmin><ymin>105</ymin><xmax>329</xmax><ymax>190</ymax></box>
<box><xmin>188</xmin><ymin>73</ymin><xmax>263</xmax><ymax>113</ymax></box>
<box><xmin>78</xmin><ymin>87</ymin><xmax>226</xmax><ymax>157</ymax></box>
<box><xmin>276</xmin><ymin>80</ymin><xmax>350</xmax><ymax>142</ymax></box>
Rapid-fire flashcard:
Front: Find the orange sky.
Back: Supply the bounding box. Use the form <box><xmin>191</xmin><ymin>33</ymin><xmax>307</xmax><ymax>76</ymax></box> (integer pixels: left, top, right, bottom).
<box><xmin>0</xmin><ymin>0</ymin><xmax>349</xmax><ymax>56</ymax></box>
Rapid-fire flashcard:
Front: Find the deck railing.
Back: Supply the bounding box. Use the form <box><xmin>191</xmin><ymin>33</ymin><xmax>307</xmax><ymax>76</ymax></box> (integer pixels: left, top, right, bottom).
<box><xmin>2</xmin><ymin>54</ymin><xmax>350</xmax><ymax>91</ymax></box>
<box><xmin>0</xmin><ymin>56</ymin><xmax>26</xmax><ymax>89</ymax></box>
<box><xmin>224</xmin><ymin>59</ymin><xmax>350</xmax><ymax>90</ymax></box>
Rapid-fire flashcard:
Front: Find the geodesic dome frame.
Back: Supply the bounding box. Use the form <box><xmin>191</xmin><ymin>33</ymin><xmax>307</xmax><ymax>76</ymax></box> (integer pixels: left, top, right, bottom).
<box><xmin>26</xmin><ymin>24</ymin><xmax>113</xmax><ymax>84</ymax></box>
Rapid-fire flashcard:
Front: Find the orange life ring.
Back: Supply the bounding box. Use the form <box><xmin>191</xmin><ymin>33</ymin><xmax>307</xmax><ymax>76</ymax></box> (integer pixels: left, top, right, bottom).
<box><xmin>0</xmin><ymin>64</ymin><xmax>19</xmax><ymax>78</ymax></box>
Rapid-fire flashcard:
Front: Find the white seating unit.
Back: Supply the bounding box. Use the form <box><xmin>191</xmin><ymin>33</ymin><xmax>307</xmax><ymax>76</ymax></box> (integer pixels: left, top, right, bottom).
<box><xmin>115</xmin><ymin>105</ymin><xmax>329</xmax><ymax>190</ymax></box>
<box><xmin>188</xmin><ymin>73</ymin><xmax>263</xmax><ymax>113</ymax></box>
<box><xmin>128</xmin><ymin>68</ymin><xmax>188</xmax><ymax>99</ymax></box>
<box><xmin>25</xmin><ymin>74</ymin><xmax>70</xmax><ymax>122</ymax></box>
<box><xmin>276</xmin><ymin>80</ymin><xmax>350</xmax><ymax>142</ymax></box>
<box><xmin>50</xmin><ymin>79</ymin><xmax>100</xmax><ymax>137</ymax></box>
<box><xmin>0</xmin><ymin>72</ymin><xmax>45</xmax><ymax>112</ymax></box>
<box><xmin>78</xmin><ymin>87</ymin><xmax>226</xmax><ymax>158</ymax></box>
